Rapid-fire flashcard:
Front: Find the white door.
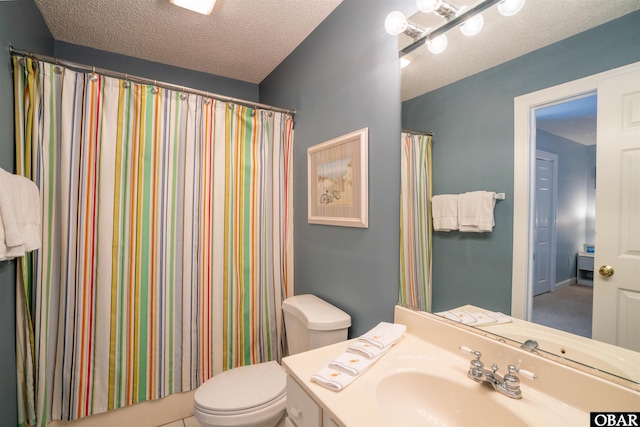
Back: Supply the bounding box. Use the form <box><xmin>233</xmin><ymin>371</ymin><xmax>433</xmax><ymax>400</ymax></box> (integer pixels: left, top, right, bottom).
<box><xmin>592</xmin><ymin>68</ymin><xmax>640</xmax><ymax>351</ymax></box>
<box><xmin>533</xmin><ymin>152</ymin><xmax>557</xmax><ymax>296</ymax></box>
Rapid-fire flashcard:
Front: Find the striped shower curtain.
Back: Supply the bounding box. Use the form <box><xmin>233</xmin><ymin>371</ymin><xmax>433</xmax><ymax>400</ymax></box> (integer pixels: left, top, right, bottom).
<box><xmin>13</xmin><ymin>57</ymin><xmax>294</xmax><ymax>426</ymax></box>
<box><xmin>399</xmin><ymin>132</ymin><xmax>432</xmax><ymax>311</ymax></box>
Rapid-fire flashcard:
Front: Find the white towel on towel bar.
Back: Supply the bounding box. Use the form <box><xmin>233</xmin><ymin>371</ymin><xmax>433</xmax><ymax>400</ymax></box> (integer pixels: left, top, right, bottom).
<box><xmin>0</xmin><ymin>168</ymin><xmax>42</xmax><ymax>260</ymax></box>
<box><xmin>459</xmin><ymin>191</ymin><xmax>496</xmax><ymax>233</ymax></box>
<box><xmin>431</xmin><ymin>194</ymin><xmax>460</xmax><ymax>231</ymax></box>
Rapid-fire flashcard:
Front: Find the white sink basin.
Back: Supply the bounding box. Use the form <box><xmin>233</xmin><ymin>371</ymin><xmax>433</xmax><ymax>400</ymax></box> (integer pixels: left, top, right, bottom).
<box><xmin>375</xmin><ymin>370</ymin><xmax>528</xmax><ymax>426</ymax></box>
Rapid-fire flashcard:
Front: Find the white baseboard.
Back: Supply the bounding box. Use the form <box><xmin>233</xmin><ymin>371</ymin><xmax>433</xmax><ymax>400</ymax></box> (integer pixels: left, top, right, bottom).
<box><xmin>554</xmin><ymin>277</ymin><xmax>577</xmax><ymax>291</ymax></box>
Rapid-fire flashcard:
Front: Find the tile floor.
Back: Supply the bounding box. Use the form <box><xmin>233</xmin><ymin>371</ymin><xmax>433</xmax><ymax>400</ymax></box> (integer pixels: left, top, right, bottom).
<box><xmin>160</xmin><ymin>416</ymin><xmax>201</xmax><ymax>427</ymax></box>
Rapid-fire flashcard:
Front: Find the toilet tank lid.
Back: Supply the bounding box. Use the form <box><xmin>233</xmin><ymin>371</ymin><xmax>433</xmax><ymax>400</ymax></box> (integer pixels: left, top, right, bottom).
<box><xmin>282</xmin><ymin>294</ymin><xmax>351</xmax><ymax>330</ymax></box>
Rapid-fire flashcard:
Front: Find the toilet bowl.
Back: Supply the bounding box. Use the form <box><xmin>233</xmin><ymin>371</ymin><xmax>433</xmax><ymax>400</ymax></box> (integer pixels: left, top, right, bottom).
<box><xmin>194</xmin><ymin>361</ymin><xmax>286</xmax><ymax>427</ymax></box>
<box><xmin>193</xmin><ymin>295</ymin><xmax>351</xmax><ymax>427</ymax></box>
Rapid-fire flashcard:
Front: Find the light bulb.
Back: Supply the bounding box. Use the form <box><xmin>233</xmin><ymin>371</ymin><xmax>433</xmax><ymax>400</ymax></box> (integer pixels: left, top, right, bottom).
<box><xmin>385</xmin><ymin>11</ymin><xmax>408</xmax><ymax>36</ymax></box>
<box><xmin>170</xmin><ymin>0</ymin><xmax>217</xmax><ymax>15</ymax></box>
<box><xmin>427</xmin><ymin>34</ymin><xmax>448</xmax><ymax>54</ymax></box>
<box><xmin>498</xmin><ymin>0</ymin><xmax>525</xmax><ymax>16</ymax></box>
<box><xmin>460</xmin><ymin>11</ymin><xmax>484</xmax><ymax>36</ymax></box>
<box><xmin>416</xmin><ymin>0</ymin><xmax>442</xmax><ymax>13</ymax></box>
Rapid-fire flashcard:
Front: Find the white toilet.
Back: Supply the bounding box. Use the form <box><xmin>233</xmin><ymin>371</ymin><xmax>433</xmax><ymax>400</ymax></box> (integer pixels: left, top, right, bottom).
<box><xmin>193</xmin><ymin>294</ymin><xmax>351</xmax><ymax>427</ymax></box>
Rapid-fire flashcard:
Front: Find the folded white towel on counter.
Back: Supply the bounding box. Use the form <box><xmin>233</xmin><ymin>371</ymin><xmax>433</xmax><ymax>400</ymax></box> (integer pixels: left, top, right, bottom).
<box><xmin>467</xmin><ymin>312</ymin><xmax>499</xmax><ymax>325</ymax></box>
<box><xmin>485</xmin><ymin>311</ymin><xmax>513</xmax><ymax>324</ymax></box>
<box><xmin>459</xmin><ymin>191</ymin><xmax>496</xmax><ymax>233</ymax></box>
<box><xmin>310</xmin><ymin>366</ymin><xmax>356</xmax><ymax>391</ymax></box>
<box><xmin>436</xmin><ymin>310</ymin><xmax>512</xmax><ymax>325</ymax></box>
<box><xmin>0</xmin><ymin>168</ymin><xmax>42</xmax><ymax>261</ymax></box>
<box><xmin>328</xmin><ymin>350</ymin><xmax>386</xmax><ymax>376</ymax></box>
<box><xmin>437</xmin><ymin>310</ymin><xmax>477</xmax><ymax>324</ymax></box>
<box><xmin>346</xmin><ymin>340</ymin><xmax>390</xmax><ymax>360</ymax></box>
<box><xmin>312</xmin><ymin>323</ymin><xmax>405</xmax><ymax>392</ymax></box>
<box><xmin>358</xmin><ymin>322</ymin><xmax>407</xmax><ymax>349</ymax></box>
<box><xmin>431</xmin><ymin>194</ymin><xmax>459</xmax><ymax>231</ymax></box>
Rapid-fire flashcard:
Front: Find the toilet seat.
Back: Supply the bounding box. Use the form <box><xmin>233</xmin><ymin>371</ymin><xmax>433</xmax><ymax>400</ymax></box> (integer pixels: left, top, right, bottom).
<box><xmin>194</xmin><ymin>361</ymin><xmax>286</xmax><ymax>416</ymax></box>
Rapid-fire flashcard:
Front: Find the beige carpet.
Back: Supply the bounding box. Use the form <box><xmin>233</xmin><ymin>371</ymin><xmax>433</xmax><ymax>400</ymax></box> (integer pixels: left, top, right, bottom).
<box><xmin>532</xmin><ymin>284</ymin><xmax>593</xmax><ymax>338</ymax></box>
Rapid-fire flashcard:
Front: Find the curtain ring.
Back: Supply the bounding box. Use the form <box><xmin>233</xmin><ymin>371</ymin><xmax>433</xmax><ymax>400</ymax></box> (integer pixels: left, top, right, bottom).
<box><xmin>180</xmin><ymin>87</ymin><xmax>187</xmax><ymax>100</ymax></box>
<box><xmin>204</xmin><ymin>93</ymin><xmax>211</xmax><ymax>105</ymax></box>
<box><xmin>122</xmin><ymin>74</ymin><xmax>130</xmax><ymax>89</ymax></box>
<box><xmin>89</xmin><ymin>66</ymin><xmax>98</xmax><ymax>82</ymax></box>
<box><xmin>151</xmin><ymin>81</ymin><xmax>159</xmax><ymax>94</ymax></box>
<box><xmin>54</xmin><ymin>57</ymin><xmax>62</xmax><ymax>75</ymax></box>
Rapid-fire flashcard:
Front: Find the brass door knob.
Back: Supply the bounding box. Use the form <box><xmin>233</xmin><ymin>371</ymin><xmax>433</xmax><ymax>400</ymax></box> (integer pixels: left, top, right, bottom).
<box><xmin>598</xmin><ymin>265</ymin><xmax>615</xmax><ymax>277</ymax></box>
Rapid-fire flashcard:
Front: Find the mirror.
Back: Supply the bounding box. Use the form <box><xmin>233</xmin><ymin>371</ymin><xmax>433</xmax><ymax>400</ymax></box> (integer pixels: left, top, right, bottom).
<box><xmin>398</xmin><ymin>1</ymin><xmax>640</xmax><ymax>389</ymax></box>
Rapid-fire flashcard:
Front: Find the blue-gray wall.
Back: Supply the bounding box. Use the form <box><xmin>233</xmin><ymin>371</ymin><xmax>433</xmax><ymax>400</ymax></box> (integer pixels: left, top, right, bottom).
<box><xmin>403</xmin><ymin>10</ymin><xmax>640</xmax><ymax>313</ymax></box>
<box><xmin>0</xmin><ymin>1</ymin><xmax>54</xmax><ymax>424</ymax></box>
<box><xmin>537</xmin><ymin>130</ymin><xmax>596</xmax><ymax>283</ymax></box>
<box><xmin>260</xmin><ymin>0</ymin><xmax>412</xmax><ymax>336</ymax></box>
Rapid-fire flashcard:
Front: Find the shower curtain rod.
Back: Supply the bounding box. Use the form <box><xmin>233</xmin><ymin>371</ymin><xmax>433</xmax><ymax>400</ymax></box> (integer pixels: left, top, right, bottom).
<box><xmin>403</xmin><ymin>129</ymin><xmax>434</xmax><ymax>137</ymax></box>
<box><xmin>9</xmin><ymin>46</ymin><xmax>296</xmax><ymax>116</ymax></box>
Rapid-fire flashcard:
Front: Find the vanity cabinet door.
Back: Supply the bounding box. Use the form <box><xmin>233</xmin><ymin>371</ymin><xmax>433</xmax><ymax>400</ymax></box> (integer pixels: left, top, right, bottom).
<box><xmin>286</xmin><ymin>375</ymin><xmax>321</xmax><ymax>427</ymax></box>
<box><xmin>322</xmin><ymin>412</ymin><xmax>339</xmax><ymax>427</ymax></box>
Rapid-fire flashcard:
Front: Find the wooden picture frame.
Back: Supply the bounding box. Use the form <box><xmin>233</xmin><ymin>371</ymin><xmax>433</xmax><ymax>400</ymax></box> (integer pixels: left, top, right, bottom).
<box><xmin>307</xmin><ymin>128</ymin><xmax>368</xmax><ymax>228</ymax></box>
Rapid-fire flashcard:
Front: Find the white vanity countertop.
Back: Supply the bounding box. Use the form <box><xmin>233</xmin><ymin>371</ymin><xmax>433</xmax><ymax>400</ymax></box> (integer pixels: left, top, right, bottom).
<box><xmin>283</xmin><ymin>330</ymin><xmax>589</xmax><ymax>426</ymax></box>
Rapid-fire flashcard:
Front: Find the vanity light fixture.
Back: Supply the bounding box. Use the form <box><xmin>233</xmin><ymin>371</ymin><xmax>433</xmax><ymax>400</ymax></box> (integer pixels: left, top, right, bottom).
<box><xmin>387</xmin><ymin>0</ymin><xmax>525</xmax><ymax>57</ymax></box>
<box><xmin>384</xmin><ymin>11</ymin><xmax>427</xmax><ymax>40</ymax></box>
<box><xmin>170</xmin><ymin>0</ymin><xmax>217</xmax><ymax>15</ymax></box>
<box><xmin>497</xmin><ymin>0</ymin><xmax>526</xmax><ymax>16</ymax></box>
<box><xmin>426</xmin><ymin>33</ymin><xmax>448</xmax><ymax>54</ymax></box>
<box><xmin>459</xmin><ymin>6</ymin><xmax>484</xmax><ymax>36</ymax></box>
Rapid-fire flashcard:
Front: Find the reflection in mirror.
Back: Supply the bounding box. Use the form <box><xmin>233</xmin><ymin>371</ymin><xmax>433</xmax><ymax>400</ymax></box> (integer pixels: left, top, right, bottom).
<box><xmin>434</xmin><ymin>305</ymin><xmax>640</xmax><ymax>388</ymax></box>
<box><xmin>397</xmin><ymin>1</ymin><xmax>640</xmax><ymax>389</ymax></box>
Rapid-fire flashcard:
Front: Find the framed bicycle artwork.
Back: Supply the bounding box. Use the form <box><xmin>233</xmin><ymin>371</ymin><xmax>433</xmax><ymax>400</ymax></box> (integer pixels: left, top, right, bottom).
<box><xmin>307</xmin><ymin>128</ymin><xmax>368</xmax><ymax>228</ymax></box>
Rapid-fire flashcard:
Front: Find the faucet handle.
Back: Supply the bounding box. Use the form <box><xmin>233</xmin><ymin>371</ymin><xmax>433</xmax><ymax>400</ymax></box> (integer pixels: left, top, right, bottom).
<box><xmin>459</xmin><ymin>345</ymin><xmax>481</xmax><ymax>359</ymax></box>
<box><xmin>460</xmin><ymin>346</ymin><xmax>485</xmax><ymax>379</ymax></box>
<box><xmin>508</xmin><ymin>364</ymin><xmax>537</xmax><ymax>380</ymax></box>
<box><xmin>503</xmin><ymin>364</ymin><xmax>537</xmax><ymax>394</ymax></box>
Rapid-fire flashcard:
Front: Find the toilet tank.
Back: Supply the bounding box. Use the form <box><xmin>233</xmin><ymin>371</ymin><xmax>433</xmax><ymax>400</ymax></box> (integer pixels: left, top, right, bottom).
<box><xmin>282</xmin><ymin>294</ymin><xmax>351</xmax><ymax>355</ymax></box>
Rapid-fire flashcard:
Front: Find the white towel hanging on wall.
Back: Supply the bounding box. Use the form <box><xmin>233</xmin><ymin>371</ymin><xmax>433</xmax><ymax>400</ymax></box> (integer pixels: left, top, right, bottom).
<box><xmin>432</xmin><ymin>191</ymin><xmax>504</xmax><ymax>233</ymax></box>
<box><xmin>459</xmin><ymin>191</ymin><xmax>496</xmax><ymax>233</ymax></box>
<box><xmin>0</xmin><ymin>168</ymin><xmax>42</xmax><ymax>261</ymax></box>
<box><xmin>431</xmin><ymin>194</ymin><xmax>460</xmax><ymax>231</ymax></box>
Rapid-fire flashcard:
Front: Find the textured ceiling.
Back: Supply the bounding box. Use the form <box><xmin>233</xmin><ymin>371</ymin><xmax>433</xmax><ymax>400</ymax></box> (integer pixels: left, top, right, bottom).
<box><xmin>401</xmin><ymin>0</ymin><xmax>640</xmax><ymax>101</ymax></box>
<box><xmin>34</xmin><ymin>0</ymin><xmax>343</xmax><ymax>84</ymax></box>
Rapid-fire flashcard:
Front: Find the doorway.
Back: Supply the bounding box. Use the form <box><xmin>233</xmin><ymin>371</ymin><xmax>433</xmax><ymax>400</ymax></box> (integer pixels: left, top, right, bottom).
<box><xmin>511</xmin><ymin>62</ymin><xmax>640</xmax><ymax>351</ymax></box>
<box><xmin>530</xmin><ymin>97</ymin><xmax>596</xmax><ymax>337</ymax></box>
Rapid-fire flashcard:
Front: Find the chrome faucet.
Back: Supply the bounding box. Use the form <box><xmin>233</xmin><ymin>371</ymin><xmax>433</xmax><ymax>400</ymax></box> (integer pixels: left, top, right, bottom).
<box><xmin>459</xmin><ymin>346</ymin><xmax>537</xmax><ymax>399</ymax></box>
<box><xmin>520</xmin><ymin>339</ymin><xmax>539</xmax><ymax>352</ymax></box>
